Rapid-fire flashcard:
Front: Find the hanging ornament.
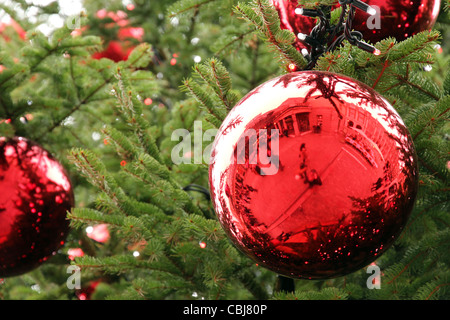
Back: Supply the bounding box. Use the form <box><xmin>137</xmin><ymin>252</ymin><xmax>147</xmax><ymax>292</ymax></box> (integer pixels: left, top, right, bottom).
<box><xmin>277</xmin><ymin>1</ymin><xmax>381</xmax><ymax>70</ymax></box>
<box><xmin>208</xmin><ymin>71</ymin><xmax>418</xmax><ymax>279</ymax></box>
<box><xmin>348</xmin><ymin>0</ymin><xmax>441</xmax><ymax>43</ymax></box>
<box><xmin>76</xmin><ymin>280</ymin><xmax>101</xmax><ymax>300</ymax></box>
<box><xmin>0</xmin><ymin>137</ymin><xmax>74</xmax><ymax>277</ymax></box>
<box><xmin>91</xmin><ymin>10</ymin><xmax>144</xmax><ymax>62</ymax></box>
<box><xmin>270</xmin><ymin>0</ymin><xmax>317</xmax><ymax>51</ymax></box>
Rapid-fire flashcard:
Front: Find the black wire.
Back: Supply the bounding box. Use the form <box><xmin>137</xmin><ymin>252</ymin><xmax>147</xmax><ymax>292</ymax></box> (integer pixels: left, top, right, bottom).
<box><xmin>183</xmin><ymin>184</ymin><xmax>211</xmax><ymax>201</ymax></box>
<box><xmin>301</xmin><ymin>2</ymin><xmax>377</xmax><ymax>69</ymax></box>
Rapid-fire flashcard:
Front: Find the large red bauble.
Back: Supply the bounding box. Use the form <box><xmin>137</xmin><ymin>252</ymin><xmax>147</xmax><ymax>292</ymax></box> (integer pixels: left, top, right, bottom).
<box><xmin>270</xmin><ymin>0</ymin><xmax>317</xmax><ymax>50</ymax></box>
<box><xmin>0</xmin><ymin>137</ymin><xmax>74</xmax><ymax>277</ymax></box>
<box><xmin>208</xmin><ymin>71</ymin><xmax>418</xmax><ymax>279</ymax></box>
<box><xmin>352</xmin><ymin>0</ymin><xmax>441</xmax><ymax>43</ymax></box>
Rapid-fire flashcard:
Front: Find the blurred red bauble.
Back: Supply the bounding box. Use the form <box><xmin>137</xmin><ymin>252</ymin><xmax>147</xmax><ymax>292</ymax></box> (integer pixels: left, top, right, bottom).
<box><xmin>92</xmin><ymin>40</ymin><xmax>134</xmax><ymax>62</ymax></box>
<box><xmin>209</xmin><ymin>71</ymin><xmax>418</xmax><ymax>279</ymax></box>
<box><xmin>0</xmin><ymin>18</ymin><xmax>26</xmax><ymax>41</ymax></box>
<box><xmin>352</xmin><ymin>0</ymin><xmax>441</xmax><ymax>43</ymax></box>
<box><xmin>270</xmin><ymin>0</ymin><xmax>317</xmax><ymax>50</ymax></box>
<box><xmin>92</xmin><ymin>9</ymin><xmax>144</xmax><ymax>62</ymax></box>
<box><xmin>76</xmin><ymin>280</ymin><xmax>101</xmax><ymax>300</ymax></box>
<box><xmin>0</xmin><ymin>137</ymin><xmax>74</xmax><ymax>277</ymax></box>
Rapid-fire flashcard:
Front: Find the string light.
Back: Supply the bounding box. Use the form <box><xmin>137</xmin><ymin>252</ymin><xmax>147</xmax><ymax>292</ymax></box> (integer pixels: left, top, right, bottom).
<box><xmin>297</xmin><ymin>33</ymin><xmax>307</xmax><ymax>41</ymax></box>
<box><xmin>288</xmin><ymin>63</ymin><xmax>297</xmax><ymax>72</ymax></box>
<box><xmin>294</xmin><ymin>1</ymin><xmax>381</xmax><ymax>69</ymax></box>
<box><xmin>339</xmin><ymin>0</ymin><xmax>377</xmax><ymax>16</ymax></box>
<box><xmin>357</xmin><ymin>41</ymin><xmax>381</xmax><ymax>55</ymax></box>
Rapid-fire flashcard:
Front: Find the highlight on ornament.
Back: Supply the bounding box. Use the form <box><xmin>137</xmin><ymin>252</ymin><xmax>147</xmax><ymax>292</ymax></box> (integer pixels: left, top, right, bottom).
<box><xmin>209</xmin><ymin>71</ymin><xmax>419</xmax><ymax>279</ymax></box>
<box><xmin>171</xmin><ymin>121</ymin><xmax>280</xmax><ymax>174</ymax></box>
<box><xmin>0</xmin><ymin>137</ymin><xmax>74</xmax><ymax>278</ymax></box>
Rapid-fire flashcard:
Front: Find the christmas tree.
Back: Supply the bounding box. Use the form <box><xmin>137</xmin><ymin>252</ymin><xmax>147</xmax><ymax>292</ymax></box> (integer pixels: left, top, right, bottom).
<box><xmin>0</xmin><ymin>0</ymin><xmax>449</xmax><ymax>305</ymax></box>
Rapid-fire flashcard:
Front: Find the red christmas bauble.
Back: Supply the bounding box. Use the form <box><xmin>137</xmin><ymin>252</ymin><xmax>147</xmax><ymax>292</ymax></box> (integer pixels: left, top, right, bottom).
<box><xmin>92</xmin><ymin>40</ymin><xmax>134</xmax><ymax>62</ymax></box>
<box><xmin>352</xmin><ymin>0</ymin><xmax>441</xmax><ymax>43</ymax></box>
<box><xmin>208</xmin><ymin>71</ymin><xmax>418</xmax><ymax>279</ymax></box>
<box><xmin>0</xmin><ymin>137</ymin><xmax>74</xmax><ymax>277</ymax></box>
<box><xmin>91</xmin><ymin>10</ymin><xmax>144</xmax><ymax>62</ymax></box>
<box><xmin>270</xmin><ymin>0</ymin><xmax>317</xmax><ymax>50</ymax></box>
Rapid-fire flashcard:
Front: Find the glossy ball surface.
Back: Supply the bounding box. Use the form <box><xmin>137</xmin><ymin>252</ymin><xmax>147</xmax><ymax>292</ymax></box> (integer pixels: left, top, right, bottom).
<box><xmin>0</xmin><ymin>137</ymin><xmax>74</xmax><ymax>277</ymax></box>
<box><xmin>208</xmin><ymin>71</ymin><xmax>418</xmax><ymax>279</ymax></box>
<box><xmin>352</xmin><ymin>0</ymin><xmax>441</xmax><ymax>43</ymax></box>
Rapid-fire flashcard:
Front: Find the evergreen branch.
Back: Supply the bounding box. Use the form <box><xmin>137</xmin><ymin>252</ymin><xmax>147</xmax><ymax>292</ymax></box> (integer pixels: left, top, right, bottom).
<box><xmin>111</xmin><ymin>73</ymin><xmax>163</xmax><ymax>164</ymax></box>
<box><xmin>193</xmin><ymin>58</ymin><xmax>236</xmax><ymax>111</ymax></box>
<box><xmin>213</xmin><ymin>29</ymin><xmax>254</xmax><ymax>57</ymax></box>
<box><xmin>102</xmin><ymin>125</ymin><xmax>139</xmax><ymax>159</ymax></box>
<box><xmin>371</xmin><ymin>44</ymin><xmax>395</xmax><ymax>89</ymax></box>
<box><xmin>68</xmin><ymin>208</ymin><xmax>154</xmax><ymax>242</ymax></box>
<box><xmin>69</xmin><ymin>149</ymin><xmax>133</xmax><ymax>217</ymax></box>
<box><xmin>73</xmin><ymin>255</ymin><xmax>184</xmax><ymax>277</ymax></box>
<box><xmin>37</xmin><ymin>43</ymin><xmax>153</xmax><ymax>140</ymax></box>
<box><xmin>424</xmin><ymin>282</ymin><xmax>450</xmax><ymax>300</ymax></box>
<box><xmin>35</xmin><ymin>72</ymin><xmax>113</xmax><ymax>140</ymax></box>
<box><xmin>444</xmin><ymin>63</ymin><xmax>450</xmax><ymax>96</ymax></box>
<box><xmin>407</xmin><ymin>95</ymin><xmax>450</xmax><ymax>140</ymax></box>
<box><xmin>385</xmin><ymin>230</ymin><xmax>450</xmax><ymax>286</ymax></box>
<box><xmin>182</xmin><ymin>78</ymin><xmax>226</xmax><ymax>121</ymax></box>
<box><xmin>298</xmin><ymin>0</ymin><xmax>336</xmax><ymax>7</ymax></box>
<box><xmin>167</xmin><ymin>0</ymin><xmax>216</xmax><ymax>17</ymax></box>
<box><xmin>237</xmin><ymin>270</ymin><xmax>269</xmax><ymax>300</ymax></box>
<box><xmin>394</xmin><ymin>73</ymin><xmax>441</xmax><ymax>101</ymax></box>
<box><xmin>234</xmin><ymin>0</ymin><xmax>307</xmax><ymax>69</ymax></box>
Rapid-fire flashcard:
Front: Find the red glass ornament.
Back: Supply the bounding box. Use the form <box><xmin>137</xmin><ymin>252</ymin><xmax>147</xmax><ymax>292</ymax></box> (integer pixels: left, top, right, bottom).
<box><xmin>209</xmin><ymin>71</ymin><xmax>418</xmax><ymax>279</ymax></box>
<box><xmin>270</xmin><ymin>0</ymin><xmax>317</xmax><ymax>50</ymax></box>
<box><xmin>76</xmin><ymin>280</ymin><xmax>101</xmax><ymax>300</ymax></box>
<box><xmin>92</xmin><ymin>41</ymin><xmax>134</xmax><ymax>62</ymax></box>
<box><xmin>352</xmin><ymin>0</ymin><xmax>441</xmax><ymax>43</ymax></box>
<box><xmin>0</xmin><ymin>137</ymin><xmax>74</xmax><ymax>277</ymax></box>
<box><xmin>92</xmin><ymin>10</ymin><xmax>144</xmax><ymax>62</ymax></box>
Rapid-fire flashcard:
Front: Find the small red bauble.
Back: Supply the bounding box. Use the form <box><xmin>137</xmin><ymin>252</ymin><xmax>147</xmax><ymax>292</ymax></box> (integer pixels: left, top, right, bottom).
<box><xmin>0</xmin><ymin>137</ymin><xmax>74</xmax><ymax>277</ymax></box>
<box><xmin>208</xmin><ymin>71</ymin><xmax>418</xmax><ymax>279</ymax></box>
<box><xmin>270</xmin><ymin>0</ymin><xmax>317</xmax><ymax>50</ymax></box>
<box><xmin>92</xmin><ymin>10</ymin><xmax>144</xmax><ymax>62</ymax></box>
<box><xmin>352</xmin><ymin>0</ymin><xmax>441</xmax><ymax>43</ymax></box>
<box><xmin>91</xmin><ymin>40</ymin><xmax>134</xmax><ymax>62</ymax></box>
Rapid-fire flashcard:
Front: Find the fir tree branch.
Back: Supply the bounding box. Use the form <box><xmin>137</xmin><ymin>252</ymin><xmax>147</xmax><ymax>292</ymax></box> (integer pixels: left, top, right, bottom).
<box><xmin>167</xmin><ymin>0</ymin><xmax>216</xmax><ymax>17</ymax></box>
<box><xmin>237</xmin><ymin>270</ymin><xmax>269</xmax><ymax>300</ymax></box>
<box><xmin>213</xmin><ymin>29</ymin><xmax>254</xmax><ymax>57</ymax></box>
<box><xmin>234</xmin><ymin>0</ymin><xmax>307</xmax><ymax>69</ymax></box>
<box><xmin>36</xmin><ymin>43</ymin><xmax>153</xmax><ymax>140</ymax></box>
<box><xmin>424</xmin><ymin>283</ymin><xmax>450</xmax><ymax>300</ymax></box>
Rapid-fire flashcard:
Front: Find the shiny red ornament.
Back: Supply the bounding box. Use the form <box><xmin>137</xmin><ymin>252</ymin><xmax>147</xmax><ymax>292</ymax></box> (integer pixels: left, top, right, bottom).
<box><xmin>0</xmin><ymin>137</ymin><xmax>74</xmax><ymax>277</ymax></box>
<box><xmin>209</xmin><ymin>71</ymin><xmax>418</xmax><ymax>279</ymax></box>
<box><xmin>352</xmin><ymin>0</ymin><xmax>441</xmax><ymax>43</ymax></box>
<box><xmin>270</xmin><ymin>0</ymin><xmax>317</xmax><ymax>51</ymax></box>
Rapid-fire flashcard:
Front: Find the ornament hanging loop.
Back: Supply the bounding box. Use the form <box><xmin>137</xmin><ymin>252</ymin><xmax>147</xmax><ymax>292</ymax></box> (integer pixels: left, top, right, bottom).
<box><xmin>296</xmin><ymin>1</ymin><xmax>380</xmax><ymax>70</ymax></box>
